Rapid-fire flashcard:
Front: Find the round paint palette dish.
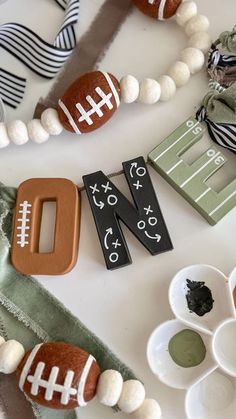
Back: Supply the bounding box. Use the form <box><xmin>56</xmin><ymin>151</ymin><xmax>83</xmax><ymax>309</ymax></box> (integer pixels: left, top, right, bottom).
<box><xmin>147</xmin><ymin>264</ymin><xmax>236</xmax><ymax>419</ymax></box>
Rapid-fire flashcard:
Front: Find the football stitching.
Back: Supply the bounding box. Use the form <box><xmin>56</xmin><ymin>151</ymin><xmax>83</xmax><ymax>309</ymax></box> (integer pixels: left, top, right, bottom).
<box><xmin>27</xmin><ymin>363</ymin><xmax>77</xmax><ymax>405</ymax></box>
<box><xmin>77</xmin><ymin>87</ymin><xmax>113</xmax><ymax>126</ymax></box>
<box><xmin>17</xmin><ymin>201</ymin><xmax>32</xmax><ymax>247</ymax></box>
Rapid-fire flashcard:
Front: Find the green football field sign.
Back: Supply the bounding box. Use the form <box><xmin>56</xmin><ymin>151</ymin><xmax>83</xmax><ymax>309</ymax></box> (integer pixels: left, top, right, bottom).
<box><xmin>148</xmin><ymin>117</ymin><xmax>236</xmax><ymax>225</ymax></box>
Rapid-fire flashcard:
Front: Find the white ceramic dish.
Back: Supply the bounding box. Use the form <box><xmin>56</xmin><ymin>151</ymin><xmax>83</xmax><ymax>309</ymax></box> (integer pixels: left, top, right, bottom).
<box><xmin>185</xmin><ymin>369</ymin><xmax>236</xmax><ymax>419</ymax></box>
<box><xmin>147</xmin><ymin>264</ymin><xmax>236</xmax><ymax>419</ymax></box>
<box><xmin>147</xmin><ymin>319</ymin><xmax>216</xmax><ymax>389</ymax></box>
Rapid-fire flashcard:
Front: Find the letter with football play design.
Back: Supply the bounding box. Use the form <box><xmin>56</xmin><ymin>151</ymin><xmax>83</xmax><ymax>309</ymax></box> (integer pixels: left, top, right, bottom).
<box><xmin>83</xmin><ymin>157</ymin><xmax>173</xmax><ymax>270</ymax></box>
<box><xmin>148</xmin><ymin>117</ymin><xmax>236</xmax><ymax>225</ymax></box>
<box><xmin>12</xmin><ymin>178</ymin><xmax>80</xmax><ymax>275</ymax></box>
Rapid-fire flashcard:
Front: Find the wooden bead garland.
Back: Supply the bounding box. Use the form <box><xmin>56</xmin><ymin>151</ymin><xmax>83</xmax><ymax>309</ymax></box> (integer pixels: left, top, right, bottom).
<box><xmin>0</xmin><ymin>1</ymin><xmax>211</xmax><ymax>146</ymax></box>
<box><xmin>0</xmin><ymin>337</ymin><xmax>162</xmax><ymax>418</ymax></box>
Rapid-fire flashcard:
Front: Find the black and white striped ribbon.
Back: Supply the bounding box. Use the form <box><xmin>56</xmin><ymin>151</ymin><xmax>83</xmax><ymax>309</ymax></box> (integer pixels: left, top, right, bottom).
<box><xmin>0</xmin><ymin>0</ymin><xmax>79</xmax><ymax>79</ymax></box>
<box><xmin>208</xmin><ymin>46</ymin><xmax>236</xmax><ymax>69</ymax></box>
<box><xmin>0</xmin><ymin>68</ymin><xmax>26</xmax><ymax>109</ymax></box>
<box><xmin>196</xmin><ymin>106</ymin><xmax>236</xmax><ymax>154</ymax></box>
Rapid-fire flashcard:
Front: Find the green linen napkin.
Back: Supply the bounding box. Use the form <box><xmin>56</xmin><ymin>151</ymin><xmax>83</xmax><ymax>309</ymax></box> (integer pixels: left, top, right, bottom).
<box><xmin>0</xmin><ymin>184</ymin><xmax>136</xmax><ymax>419</ymax></box>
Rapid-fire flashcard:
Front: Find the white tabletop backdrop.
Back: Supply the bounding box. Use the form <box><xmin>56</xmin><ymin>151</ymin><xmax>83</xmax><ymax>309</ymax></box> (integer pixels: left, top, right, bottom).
<box><xmin>0</xmin><ymin>0</ymin><xmax>236</xmax><ymax>418</ymax></box>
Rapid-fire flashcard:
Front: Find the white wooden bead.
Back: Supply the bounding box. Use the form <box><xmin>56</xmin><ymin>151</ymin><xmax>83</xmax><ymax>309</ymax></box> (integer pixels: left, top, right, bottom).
<box><xmin>97</xmin><ymin>370</ymin><xmax>123</xmax><ymax>407</ymax></box>
<box><xmin>139</xmin><ymin>79</ymin><xmax>161</xmax><ymax>105</ymax></box>
<box><xmin>158</xmin><ymin>75</ymin><xmax>176</xmax><ymax>101</ymax></box>
<box><xmin>28</xmin><ymin>119</ymin><xmax>50</xmax><ymax>144</ymax></box>
<box><xmin>168</xmin><ymin>61</ymin><xmax>190</xmax><ymax>87</ymax></box>
<box><xmin>7</xmin><ymin>120</ymin><xmax>29</xmax><ymax>145</ymax></box>
<box><xmin>118</xmin><ymin>380</ymin><xmax>145</xmax><ymax>414</ymax></box>
<box><xmin>188</xmin><ymin>31</ymin><xmax>212</xmax><ymax>53</ymax></box>
<box><xmin>0</xmin><ymin>123</ymin><xmax>10</xmax><ymax>148</ymax></box>
<box><xmin>41</xmin><ymin>108</ymin><xmax>64</xmax><ymax>135</ymax></box>
<box><xmin>180</xmin><ymin>47</ymin><xmax>205</xmax><ymax>74</ymax></box>
<box><xmin>185</xmin><ymin>15</ymin><xmax>210</xmax><ymax>37</ymax></box>
<box><xmin>176</xmin><ymin>1</ymin><xmax>197</xmax><ymax>26</ymax></box>
<box><xmin>120</xmin><ymin>75</ymin><xmax>140</xmax><ymax>104</ymax></box>
<box><xmin>132</xmin><ymin>399</ymin><xmax>162</xmax><ymax>419</ymax></box>
<box><xmin>0</xmin><ymin>340</ymin><xmax>25</xmax><ymax>374</ymax></box>
<box><xmin>0</xmin><ymin>337</ymin><xmax>5</xmax><ymax>346</ymax></box>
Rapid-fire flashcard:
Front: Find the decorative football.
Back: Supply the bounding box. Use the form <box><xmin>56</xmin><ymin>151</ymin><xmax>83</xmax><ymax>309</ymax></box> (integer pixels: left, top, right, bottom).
<box><xmin>132</xmin><ymin>0</ymin><xmax>182</xmax><ymax>20</ymax></box>
<box><xmin>16</xmin><ymin>342</ymin><xmax>101</xmax><ymax>409</ymax></box>
<box><xmin>58</xmin><ymin>71</ymin><xmax>121</xmax><ymax>134</ymax></box>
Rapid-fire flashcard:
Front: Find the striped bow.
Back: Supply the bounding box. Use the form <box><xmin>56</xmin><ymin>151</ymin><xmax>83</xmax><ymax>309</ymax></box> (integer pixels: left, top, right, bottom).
<box><xmin>0</xmin><ymin>0</ymin><xmax>79</xmax><ymax>79</ymax></box>
<box><xmin>0</xmin><ymin>0</ymin><xmax>79</xmax><ymax>109</ymax></box>
<box><xmin>208</xmin><ymin>46</ymin><xmax>236</xmax><ymax>69</ymax></box>
<box><xmin>196</xmin><ymin>106</ymin><xmax>236</xmax><ymax>154</ymax></box>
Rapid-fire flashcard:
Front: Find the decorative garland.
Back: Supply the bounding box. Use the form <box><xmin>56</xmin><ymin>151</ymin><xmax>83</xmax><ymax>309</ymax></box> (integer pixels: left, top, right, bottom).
<box><xmin>0</xmin><ymin>337</ymin><xmax>162</xmax><ymax>418</ymax></box>
<box><xmin>0</xmin><ymin>0</ymin><xmax>211</xmax><ymax>146</ymax></box>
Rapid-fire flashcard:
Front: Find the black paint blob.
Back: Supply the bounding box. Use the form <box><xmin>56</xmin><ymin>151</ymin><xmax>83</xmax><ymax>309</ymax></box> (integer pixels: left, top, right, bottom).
<box><xmin>186</xmin><ymin>279</ymin><xmax>214</xmax><ymax>317</ymax></box>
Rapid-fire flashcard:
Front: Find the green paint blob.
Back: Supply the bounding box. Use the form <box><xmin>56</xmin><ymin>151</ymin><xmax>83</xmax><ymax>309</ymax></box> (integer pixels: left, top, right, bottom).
<box><xmin>168</xmin><ymin>329</ymin><xmax>206</xmax><ymax>368</ymax></box>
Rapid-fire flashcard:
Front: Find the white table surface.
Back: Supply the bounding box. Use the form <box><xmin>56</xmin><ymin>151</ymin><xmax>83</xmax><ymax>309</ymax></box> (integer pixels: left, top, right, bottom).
<box><xmin>1</xmin><ymin>1</ymin><xmax>236</xmax><ymax>418</ymax></box>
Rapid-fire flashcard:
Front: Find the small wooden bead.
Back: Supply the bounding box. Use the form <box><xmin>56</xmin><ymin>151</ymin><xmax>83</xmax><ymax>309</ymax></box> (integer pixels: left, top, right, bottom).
<box><xmin>158</xmin><ymin>75</ymin><xmax>176</xmax><ymax>101</ymax></box>
<box><xmin>41</xmin><ymin>108</ymin><xmax>64</xmax><ymax>135</ymax></box>
<box><xmin>180</xmin><ymin>47</ymin><xmax>205</xmax><ymax>74</ymax></box>
<box><xmin>28</xmin><ymin>119</ymin><xmax>50</xmax><ymax>144</ymax></box>
<box><xmin>176</xmin><ymin>1</ymin><xmax>197</xmax><ymax>26</ymax></box>
<box><xmin>0</xmin><ymin>337</ymin><xmax>5</xmax><ymax>346</ymax></box>
<box><xmin>120</xmin><ymin>75</ymin><xmax>139</xmax><ymax>104</ymax></box>
<box><xmin>7</xmin><ymin>120</ymin><xmax>29</xmax><ymax>145</ymax></box>
<box><xmin>185</xmin><ymin>14</ymin><xmax>210</xmax><ymax>37</ymax></box>
<box><xmin>0</xmin><ymin>340</ymin><xmax>25</xmax><ymax>374</ymax></box>
<box><xmin>0</xmin><ymin>123</ymin><xmax>10</xmax><ymax>148</ymax></box>
<box><xmin>118</xmin><ymin>380</ymin><xmax>145</xmax><ymax>414</ymax></box>
<box><xmin>188</xmin><ymin>31</ymin><xmax>212</xmax><ymax>53</ymax></box>
<box><xmin>139</xmin><ymin>79</ymin><xmax>161</xmax><ymax>105</ymax></box>
<box><xmin>97</xmin><ymin>370</ymin><xmax>123</xmax><ymax>407</ymax></box>
<box><xmin>132</xmin><ymin>399</ymin><xmax>162</xmax><ymax>419</ymax></box>
<box><xmin>168</xmin><ymin>61</ymin><xmax>190</xmax><ymax>87</ymax></box>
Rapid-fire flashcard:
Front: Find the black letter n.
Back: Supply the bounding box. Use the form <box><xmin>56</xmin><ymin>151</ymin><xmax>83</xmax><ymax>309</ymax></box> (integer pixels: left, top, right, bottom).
<box><xmin>83</xmin><ymin>157</ymin><xmax>173</xmax><ymax>270</ymax></box>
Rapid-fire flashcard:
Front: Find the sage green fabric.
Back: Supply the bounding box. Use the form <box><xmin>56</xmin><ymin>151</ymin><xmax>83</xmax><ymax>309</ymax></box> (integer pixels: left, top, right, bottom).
<box><xmin>0</xmin><ymin>184</ymin><xmax>136</xmax><ymax>419</ymax></box>
<box><xmin>202</xmin><ymin>82</ymin><xmax>236</xmax><ymax>123</ymax></box>
<box><xmin>219</xmin><ymin>25</ymin><xmax>236</xmax><ymax>54</ymax></box>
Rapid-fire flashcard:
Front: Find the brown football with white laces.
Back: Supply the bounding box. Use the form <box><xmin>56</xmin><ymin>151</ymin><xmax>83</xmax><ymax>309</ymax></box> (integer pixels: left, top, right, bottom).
<box><xmin>132</xmin><ymin>0</ymin><xmax>182</xmax><ymax>20</ymax></box>
<box><xmin>16</xmin><ymin>342</ymin><xmax>101</xmax><ymax>409</ymax></box>
<box><xmin>58</xmin><ymin>71</ymin><xmax>121</xmax><ymax>134</ymax></box>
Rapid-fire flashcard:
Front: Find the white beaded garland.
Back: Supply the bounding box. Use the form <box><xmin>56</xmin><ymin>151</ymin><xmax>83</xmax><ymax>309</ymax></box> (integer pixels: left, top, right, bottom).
<box><xmin>41</xmin><ymin>108</ymin><xmax>64</xmax><ymax>135</ymax></box>
<box><xmin>120</xmin><ymin>75</ymin><xmax>140</xmax><ymax>104</ymax></box>
<box><xmin>158</xmin><ymin>75</ymin><xmax>176</xmax><ymax>101</ymax></box>
<box><xmin>188</xmin><ymin>31</ymin><xmax>212</xmax><ymax>54</ymax></box>
<box><xmin>118</xmin><ymin>380</ymin><xmax>146</xmax><ymax>414</ymax></box>
<box><xmin>0</xmin><ymin>4</ymin><xmax>210</xmax><ymax>147</ymax></box>
<box><xmin>28</xmin><ymin>119</ymin><xmax>50</xmax><ymax>144</ymax></box>
<box><xmin>180</xmin><ymin>47</ymin><xmax>205</xmax><ymax>74</ymax></box>
<box><xmin>97</xmin><ymin>369</ymin><xmax>123</xmax><ymax>407</ymax></box>
<box><xmin>0</xmin><ymin>340</ymin><xmax>25</xmax><ymax>374</ymax></box>
<box><xmin>132</xmin><ymin>399</ymin><xmax>162</xmax><ymax>419</ymax></box>
<box><xmin>168</xmin><ymin>61</ymin><xmax>190</xmax><ymax>87</ymax></box>
<box><xmin>185</xmin><ymin>14</ymin><xmax>210</xmax><ymax>37</ymax></box>
<box><xmin>175</xmin><ymin>1</ymin><xmax>197</xmax><ymax>27</ymax></box>
<box><xmin>0</xmin><ymin>123</ymin><xmax>10</xmax><ymax>148</ymax></box>
<box><xmin>139</xmin><ymin>79</ymin><xmax>161</xmax><ymax>105</ymax></box>
<box><xmin>8</xmin><ymin>120</ymin><xmax>29</xmax><ymax>146</ymax></box>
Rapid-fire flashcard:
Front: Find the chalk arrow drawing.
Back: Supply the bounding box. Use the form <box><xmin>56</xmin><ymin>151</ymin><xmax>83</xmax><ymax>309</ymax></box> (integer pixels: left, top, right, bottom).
<box><xmin>104</xmin><ymin>228</ymin><xmax>113</xmax><ymax>249</ymax></box>
<box><xmin>93</xmin><ymin>196</ymin><xmax>105</xmax><ymax>209</ymax></box>
<box><xmin>129</xmin><ymin>162</ymin><xmax>138</xmax><ymax>178</ymax></box>
<box><xmin>144</xmin><ymin>231</ymin><xmax>161</xmax><ymax>242</ymax></box>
